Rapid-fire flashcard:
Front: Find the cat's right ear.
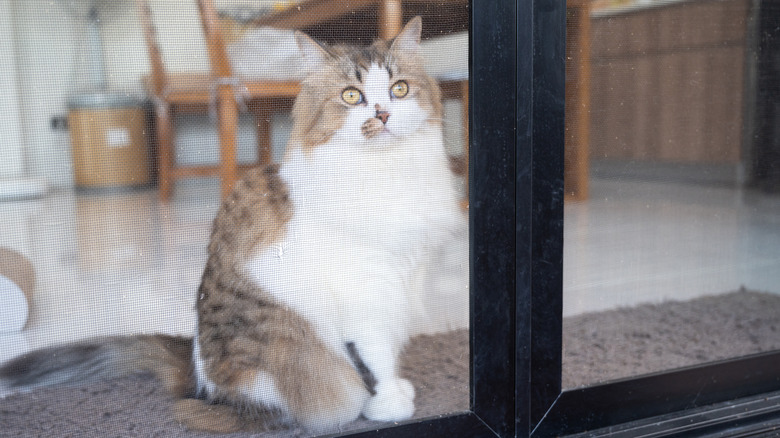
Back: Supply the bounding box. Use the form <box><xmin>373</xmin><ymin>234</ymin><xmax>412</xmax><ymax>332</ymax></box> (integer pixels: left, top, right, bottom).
<box><xmin>295</xmin><ymin>32</ymin><xmax>330</xmax><ymax>70</ymax></box>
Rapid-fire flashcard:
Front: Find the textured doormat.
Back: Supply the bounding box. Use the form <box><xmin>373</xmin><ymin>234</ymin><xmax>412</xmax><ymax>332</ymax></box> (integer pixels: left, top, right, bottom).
<box><xmin>562</xmin><ymin>288</ymin><xmax>780</xmax><ymax>388</ymax></box>
<box><xmin>1</xmin><ymin>289</ymin><xmax>778</xmax><ymax>437</ymax></box>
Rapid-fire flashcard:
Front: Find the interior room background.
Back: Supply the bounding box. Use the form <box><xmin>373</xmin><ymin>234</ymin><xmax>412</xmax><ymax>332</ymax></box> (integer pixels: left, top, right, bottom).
<box><xmin>0</xmin><ymin>0</ymin><xmax>466</xmax><ymax>189</ymax></box>
<box><xmin>1</xmin><ymin>0</ymin><xmax>778</xmax><ymax>413</ymax></box>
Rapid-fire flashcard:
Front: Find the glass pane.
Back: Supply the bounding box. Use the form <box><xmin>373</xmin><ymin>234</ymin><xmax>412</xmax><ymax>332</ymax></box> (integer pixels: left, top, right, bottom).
<box><xmin>563</xmin><ymin>0</ymin><xmax>780</xmax><ymax>389</ymax></box>
<box><xmin>0</xmin><ymin>0</ymin><xmax>469</xmax><ymax>435</ymax></box>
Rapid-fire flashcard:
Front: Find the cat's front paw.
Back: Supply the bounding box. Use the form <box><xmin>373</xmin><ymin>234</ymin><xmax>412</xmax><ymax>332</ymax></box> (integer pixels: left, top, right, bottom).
<box><xmin>362</xmin><ymin>378</ymin><xmax>415</xmax><ymax>422</ymax></box>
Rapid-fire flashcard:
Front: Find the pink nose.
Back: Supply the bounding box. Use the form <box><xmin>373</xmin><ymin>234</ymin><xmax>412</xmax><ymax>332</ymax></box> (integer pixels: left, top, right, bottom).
<box><xmin>376</xmin><ymin>110</ymin><xmax>390</xmax><ymax>124</ymax></box>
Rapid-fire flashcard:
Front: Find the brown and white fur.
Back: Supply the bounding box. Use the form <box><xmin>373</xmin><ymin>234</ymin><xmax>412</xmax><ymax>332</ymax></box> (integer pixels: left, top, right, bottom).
<box><xmin>0</xmin><ymin>17</ymin><xmax>468</xmax><ymax>434</ymax></box>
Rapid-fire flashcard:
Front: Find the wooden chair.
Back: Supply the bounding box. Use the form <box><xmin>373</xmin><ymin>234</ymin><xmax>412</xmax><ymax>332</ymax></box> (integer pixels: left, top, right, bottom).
<box><xmin>137</xmin><ymin>0</ymin><xmax>300</xmax><ymax>201</ymax></box>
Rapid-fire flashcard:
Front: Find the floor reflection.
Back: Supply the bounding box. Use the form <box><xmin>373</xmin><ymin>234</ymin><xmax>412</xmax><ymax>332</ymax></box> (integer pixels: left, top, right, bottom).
<box><xmin>1</xmin><ymin>175</ymin><xmax>779</xmax><ymax>367</ymax></box>
<box><xmin>564</xmin><ymin>177</ymin><xmax>780</xmax><ymax>316</ymax></box>
<box><xmin>0</xmin><ymin>180</ymin><xmax>221</xmax><ymax>363</ymax></box>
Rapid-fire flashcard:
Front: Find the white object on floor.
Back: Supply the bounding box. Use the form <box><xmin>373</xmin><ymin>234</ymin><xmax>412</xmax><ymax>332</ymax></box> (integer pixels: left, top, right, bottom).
<box><xmin>0</xmin><ymin>178</ymin><xmax>48</xmax><ymax>201</ymax></box>
<box><xmin>0</xmin><ymin>275</ymin><xmax>28</xmax><ymax>332</ymax></box>
<box><xmin>0</xmin><ymin>247</ymin><xmax>35</xmax><ymax>333</ymax></box>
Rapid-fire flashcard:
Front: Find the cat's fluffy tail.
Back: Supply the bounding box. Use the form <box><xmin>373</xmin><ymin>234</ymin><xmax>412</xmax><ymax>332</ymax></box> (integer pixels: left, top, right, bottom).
<box><xmin>0</xmin><ymin>336</ymin><xmax>282</xmax><ymax>433</ymax></box>
<box><xmin>0</xmin><ymin>335</ymin><xmax>193</xmax><ymax>399</ymax></box>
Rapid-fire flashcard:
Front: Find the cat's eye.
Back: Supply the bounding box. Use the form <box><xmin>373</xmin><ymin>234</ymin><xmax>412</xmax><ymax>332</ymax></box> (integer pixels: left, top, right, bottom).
<box><xmin>341</xmin><ymin>87</ymin><xmax>364</xmax><ymax>105</ymax></box>
<box><xmin>391</xmin><ymin>81</ymin><xmax>409</xmax><ymax>98</ymax></box>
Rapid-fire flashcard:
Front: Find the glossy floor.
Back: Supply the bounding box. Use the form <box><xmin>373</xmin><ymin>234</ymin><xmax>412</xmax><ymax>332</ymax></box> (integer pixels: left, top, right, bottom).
<box><xmin>1</xmin><ymin>176</ymin><xmax>779</xmax><ymax>363</ymax></box>
<box><xmin>564</xmin><ymin>177</ymin><xmax>780</xmax><ymax>316</ymax></box>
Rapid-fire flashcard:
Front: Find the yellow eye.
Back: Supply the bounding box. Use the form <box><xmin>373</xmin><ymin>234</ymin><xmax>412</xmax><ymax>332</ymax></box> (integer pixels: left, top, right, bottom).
<box><xmin>342</xmin><ymin>88</ymin><xmax>363</xmax><ymax>105</ymax></box>
<box><xmin>391</xmin><ymin>81</ymin><xmax>409</xmax><ymax>98</ymax></box>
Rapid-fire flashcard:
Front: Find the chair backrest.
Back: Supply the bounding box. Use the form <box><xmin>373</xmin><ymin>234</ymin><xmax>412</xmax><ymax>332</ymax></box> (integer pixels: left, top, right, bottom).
<box><xmin>196</xmin><ymin>0</ymin><xmax>233</xmax><ymax>79</ymax></box>
<box><xmin>136</xmin><ymin>0</ymin><xmax>168</xmax><ymax>97</ymax></box>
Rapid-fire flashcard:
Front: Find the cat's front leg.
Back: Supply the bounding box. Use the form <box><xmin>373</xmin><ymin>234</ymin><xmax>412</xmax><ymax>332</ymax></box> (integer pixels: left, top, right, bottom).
<box><xmin>346</xmin><ymin>339</ymin><xmax>415</xmax><ymax>422</ymax></box>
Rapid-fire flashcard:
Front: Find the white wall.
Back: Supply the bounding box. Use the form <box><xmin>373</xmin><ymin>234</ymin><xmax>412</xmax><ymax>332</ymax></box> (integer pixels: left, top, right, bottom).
<box><xmin>0</xmin><ymin>0</ymin><xmax>25</xmax><ymax>179</ymax></box>
<box><xmin>0</xmin><ymin>1</ymin><xmax>272</xmax><ymax>188</ymax></box>
<box><xmin>12</xmin><ymin>0</ymin><xmax>79</xmax><ymax>187</ymax></box>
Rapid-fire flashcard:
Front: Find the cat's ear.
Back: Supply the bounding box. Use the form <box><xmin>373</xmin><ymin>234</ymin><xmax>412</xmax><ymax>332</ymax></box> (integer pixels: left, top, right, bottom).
<box><xmin>391</xmin><ymin>16</ymin><xmax>422</xmax><ymax>53</ymax></box>
<box><xmin>295</xmin><ymin>31</ymin><xmax>330</xmax><ymax>69</ymax></box>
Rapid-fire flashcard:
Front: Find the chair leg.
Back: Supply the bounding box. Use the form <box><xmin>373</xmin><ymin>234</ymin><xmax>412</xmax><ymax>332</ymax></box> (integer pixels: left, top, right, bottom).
<box><xmin>217</xmin><ymin>85</ymin><xmax>238</xmax><ymax>200</ymax></box>
<box><xmin>256</xmin><ymin>101</ymin><xmax>272</xmax><ymax>166</ymax></box>
<box><xmin>156</xmin><ymin>103</ymin><xmax>175</xmax><ymax>202</ymax></box>
<box><xmin>460</xmin><ymin>80</ymin><xmax>469</xmax><ymax>211</ymax></box>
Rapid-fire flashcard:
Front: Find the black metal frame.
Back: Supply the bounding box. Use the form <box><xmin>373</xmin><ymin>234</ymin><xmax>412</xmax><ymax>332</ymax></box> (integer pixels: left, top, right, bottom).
<box><xmin>749</xmin><ymin>0</ymin><xmax>780</xmax><ymax>190</ymax></box>
<box><xmin>341</xmin><ymin>1</ymin><xmax>780</xmax><ymax>437</ymax></box>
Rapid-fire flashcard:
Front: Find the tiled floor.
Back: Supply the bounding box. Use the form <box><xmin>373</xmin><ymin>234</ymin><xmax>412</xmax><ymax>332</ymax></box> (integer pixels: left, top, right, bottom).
<box><xmin>1</xmin><ymin>175</ymin><xmax>779</xmax><ymax>364</ymax></box>
<box><xmin>564</xmin><ymin>177</ymin><xmax>780</xmax><ymax>316</ymax></box>
<box><xmin>0</xmin><ymin>180</ymin><xmax>222</xmax><ymax>363</ymax></box>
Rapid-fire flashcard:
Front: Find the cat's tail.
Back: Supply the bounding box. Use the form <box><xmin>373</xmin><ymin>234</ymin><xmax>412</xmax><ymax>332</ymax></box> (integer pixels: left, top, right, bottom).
<box><xmin>0</xmin><ymin>335</ymin><xmax>280</xmax><ymax>433</ymax></box>
<box><xmin>0</xmin><ymin>334</ymin><xmax>193</xmax><ymax>399</ymax></box>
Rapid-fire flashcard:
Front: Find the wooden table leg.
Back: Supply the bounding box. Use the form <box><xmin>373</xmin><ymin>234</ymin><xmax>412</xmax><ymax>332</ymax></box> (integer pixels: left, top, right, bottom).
<box><xmin>379</xmin><ymin>0</ymin><xmax>403</xmax><ymax>40</ymax></box>
<box><xmin>217</xmin><ymin>85</ymin><xmax>238</xmax><ymax>200</ymax></box>
<box><xmin>461</xmin><ymin>80</ymin><xmax>469</xmax><ymax>211</ymax></box>
<box><xmin>156</xmin><ymin>103</ymin><xmax>175</xmax><ymax>202</ymax></box>
<box><xmin>256</xmin><ymin>100</ymin><xmax>272</xmax><ymax>166</ymax></box>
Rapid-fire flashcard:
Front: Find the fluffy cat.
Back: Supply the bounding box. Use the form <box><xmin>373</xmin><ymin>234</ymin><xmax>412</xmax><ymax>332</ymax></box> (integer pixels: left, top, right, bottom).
<box><xmin>0</xmin><ymin>17</ymin><xmax>468</xmax><ymax>434</ymax></box>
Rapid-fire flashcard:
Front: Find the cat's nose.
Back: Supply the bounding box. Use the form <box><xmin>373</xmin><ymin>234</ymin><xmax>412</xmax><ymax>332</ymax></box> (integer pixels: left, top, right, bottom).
<box><xmin>375</xmin><ymin>110</ymin><xmax>390</xmax><ymax>124</ymax></box>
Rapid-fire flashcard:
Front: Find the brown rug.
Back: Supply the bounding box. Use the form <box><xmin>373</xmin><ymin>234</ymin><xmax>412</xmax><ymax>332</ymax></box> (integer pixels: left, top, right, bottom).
<box><xmin>562</xmin><ymin>288</ymin><xmax>780</xmax><ymax>388</ymax></box>
<box><xmin>1</xmin><ymin>289</ymin><xmax>778</xmax><ymax>437</ymax></box>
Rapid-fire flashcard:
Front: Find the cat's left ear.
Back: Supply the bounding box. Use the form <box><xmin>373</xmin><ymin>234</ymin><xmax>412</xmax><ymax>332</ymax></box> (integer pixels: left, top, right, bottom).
<box><xmin>391</xmin><ymin>16</ymin><xmax>422</xmax><ymax>53</ymax></box>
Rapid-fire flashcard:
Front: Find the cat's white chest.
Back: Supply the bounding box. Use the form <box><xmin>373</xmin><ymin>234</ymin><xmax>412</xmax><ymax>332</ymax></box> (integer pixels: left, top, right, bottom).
<box><xmin>284</xmin><ymin>125</ymin><xmax>459</xmax><ymax>248</ymax></box>
<box><xmin>244</xmin><ymin>126</ymin><xmax>464</xmax><ymax>351</ymax></box>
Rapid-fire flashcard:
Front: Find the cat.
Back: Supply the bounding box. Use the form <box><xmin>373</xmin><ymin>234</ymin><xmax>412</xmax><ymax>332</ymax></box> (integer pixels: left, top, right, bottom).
<box><xmin>0</xmin><ymin>16</ymin><xmax>468</xmax><ymax>434</ymax></box>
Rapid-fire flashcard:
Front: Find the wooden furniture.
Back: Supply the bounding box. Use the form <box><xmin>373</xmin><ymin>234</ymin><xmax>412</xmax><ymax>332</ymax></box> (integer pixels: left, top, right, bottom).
<box><xmin>137</xmin><ymin>0</ymin><xmax>208</xmax><ymax>201</ymax></box>
<box><xmin>565</xmin><ymin>0</ymin><xmax>592</xmax><ymax>201</ymax></box>
<box><xmin>253</xmin><ymin>0</ymin><xmax>469</xmax><ymax>43</ymax></box>
<box><xmin>137</xmin><ymin>0</ymin><xmax>300</xmax><ymax>201</ymax></box>
<box><xmin>588</xmin><ymin>0</ymin><xmax>749</xmax><ymax>166</ymax></box>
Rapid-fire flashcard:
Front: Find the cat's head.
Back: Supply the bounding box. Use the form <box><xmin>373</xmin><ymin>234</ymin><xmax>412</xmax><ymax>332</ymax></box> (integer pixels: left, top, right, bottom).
<box><xmin>290</xmin><ymin>17</ymin><xmax>442</xmax><ymax>151</ymax></box>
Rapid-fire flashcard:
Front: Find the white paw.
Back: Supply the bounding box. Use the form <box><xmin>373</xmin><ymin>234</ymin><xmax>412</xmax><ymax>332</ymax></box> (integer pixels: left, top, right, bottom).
<box><xmin>362</xmin><ymin>378</ymin><xmax>415</xmax><ymax>422</ymax></box>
